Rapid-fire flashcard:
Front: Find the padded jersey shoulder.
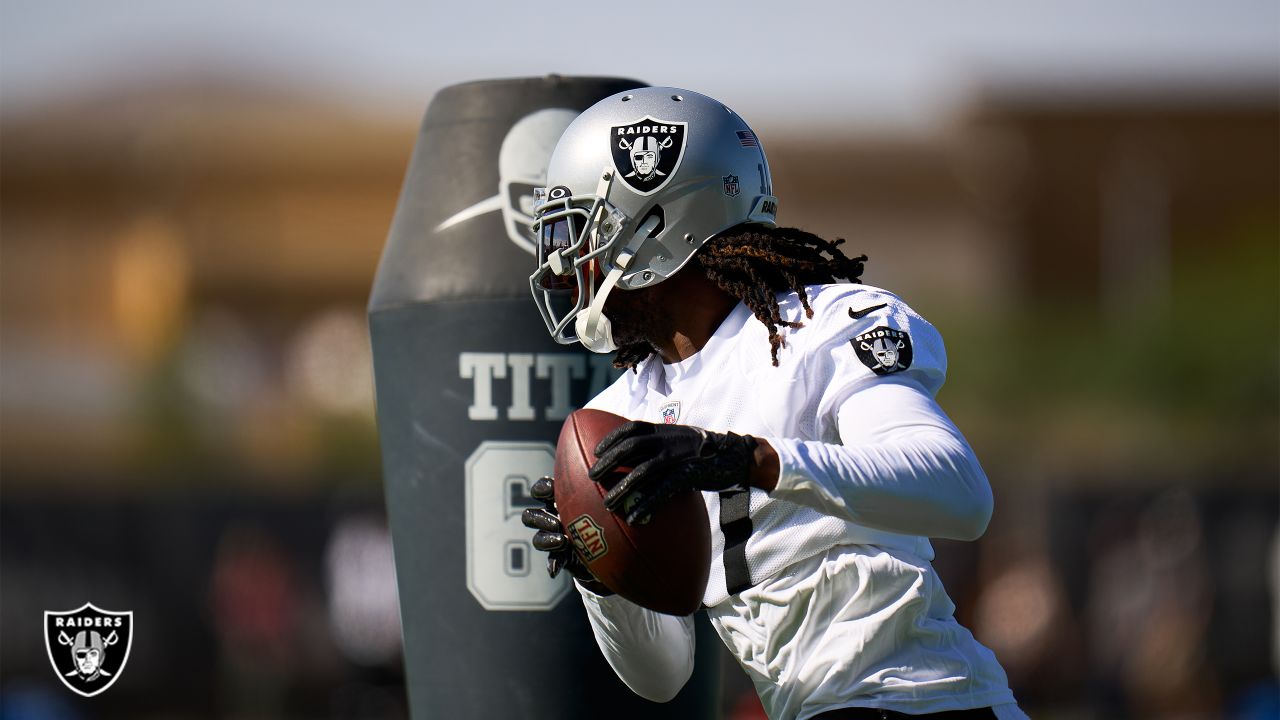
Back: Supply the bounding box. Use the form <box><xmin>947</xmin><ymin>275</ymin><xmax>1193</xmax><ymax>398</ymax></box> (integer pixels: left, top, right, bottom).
<box><xmin>780</xmin><ymin>283</ymin><xmax>948</xmax><ymax>395</ymax></box>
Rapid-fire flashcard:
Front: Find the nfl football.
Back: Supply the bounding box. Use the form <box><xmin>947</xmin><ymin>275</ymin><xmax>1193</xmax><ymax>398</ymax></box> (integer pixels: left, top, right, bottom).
<box><xmin>553</xmin><ymin>409</ymin><xmax>711</xmax><ymax>615</ymax></box>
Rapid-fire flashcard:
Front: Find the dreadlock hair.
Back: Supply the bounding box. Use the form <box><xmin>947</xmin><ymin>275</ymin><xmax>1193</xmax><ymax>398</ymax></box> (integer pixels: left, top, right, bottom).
<box><xmin>612</xmin><ymin>225</ymin><xmax>867</xmax><ymax>370</ymax></box>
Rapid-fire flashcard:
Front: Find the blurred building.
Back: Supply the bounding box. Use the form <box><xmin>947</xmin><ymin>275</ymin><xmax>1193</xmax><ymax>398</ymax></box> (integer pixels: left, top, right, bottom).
<box><xmin>960</xmin><ymin>79</ymin><xmax>1278</xmax><ymax>307</ymax></box>
<box><xmin>1</xmin><ymin>82</ymin><xmax>412</xmax><ymax>487</ymax></box>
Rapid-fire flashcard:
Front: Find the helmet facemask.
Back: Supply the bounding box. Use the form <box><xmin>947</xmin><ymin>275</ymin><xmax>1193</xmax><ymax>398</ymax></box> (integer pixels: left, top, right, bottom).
<box><xmin>528</xmin><ymin>173</ymin><xmax>638</xmax><ymax>352</ymax></box>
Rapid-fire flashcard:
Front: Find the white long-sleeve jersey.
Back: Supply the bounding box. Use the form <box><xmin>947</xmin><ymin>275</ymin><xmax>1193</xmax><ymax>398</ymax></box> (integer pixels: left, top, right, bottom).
<box><xmin>578</xmin><ymin>284</ymin><xmax>1021</xmax><ymax>719</ymax></box>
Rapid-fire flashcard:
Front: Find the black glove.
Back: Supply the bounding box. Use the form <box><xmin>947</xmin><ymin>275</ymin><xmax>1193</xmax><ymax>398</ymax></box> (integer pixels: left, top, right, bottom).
<box><xmin>589</xmin><ymin>421</ymin><xmax>758</xmax><ymax>525</ymax></box>
<box><xmin>520</xmin><ymin>476</ymin><xmax>614</xmax><ymax>596</ymax></box>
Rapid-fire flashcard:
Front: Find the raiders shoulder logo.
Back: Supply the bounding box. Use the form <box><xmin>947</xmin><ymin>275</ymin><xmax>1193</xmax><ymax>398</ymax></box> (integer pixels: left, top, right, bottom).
<box><xmin>610</xmin><ymin>117</ymin><xmax>688</xmax><ymax>195</ymax></box>
<box><xmin>852</xmin><ymin>326</ymin><xmax>913</xmax><ymax>375</ymax></box>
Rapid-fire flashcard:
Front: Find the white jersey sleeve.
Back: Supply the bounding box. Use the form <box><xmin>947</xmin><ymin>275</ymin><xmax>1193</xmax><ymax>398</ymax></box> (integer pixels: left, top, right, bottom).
<box><xmin>769</xmin><ymin>379</ymin><xmax>993</xmax><ymax>540</ymax></box>
<box><xmin>575</xmin><ymin>581</ymin><xmax>696</xmax><ymax>702</ymax></box>
<box><xmin>766</xmin><ymin>286</ymin><xmax>992</xmax><ymax>540</ymax></box>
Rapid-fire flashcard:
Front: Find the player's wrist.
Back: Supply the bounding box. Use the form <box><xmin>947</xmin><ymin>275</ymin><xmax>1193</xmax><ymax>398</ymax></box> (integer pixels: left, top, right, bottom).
<box><xmin>748</xmin><ymin>438</ymin><xmax>780</xmax><ymax>492</ymax></box>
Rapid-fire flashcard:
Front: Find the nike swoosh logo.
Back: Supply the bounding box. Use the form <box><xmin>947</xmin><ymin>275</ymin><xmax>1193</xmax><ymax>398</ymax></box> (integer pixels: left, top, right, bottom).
<box><xmin>434</xmin><ymin>194</ymin><xmax>504</xmax><ymax>232</ymax></box>
<box><xmin>847</xmin><ymin>303</ymin><xmax>887</xmax><ymax>320</ymax></box>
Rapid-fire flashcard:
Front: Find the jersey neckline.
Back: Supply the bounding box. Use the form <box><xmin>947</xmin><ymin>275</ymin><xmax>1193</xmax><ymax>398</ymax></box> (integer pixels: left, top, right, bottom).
<box><xmin>643</xmin><ymin>300</ymin><xmax>754</xmax><ymax>390</ymax></box>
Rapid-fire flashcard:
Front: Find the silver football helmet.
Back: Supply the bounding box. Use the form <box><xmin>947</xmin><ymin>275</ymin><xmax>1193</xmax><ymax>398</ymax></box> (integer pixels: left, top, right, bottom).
<box><xmin>528</xmin><ymin>87</ymin><xmax>778</xmax><ymax>352</ymax></box>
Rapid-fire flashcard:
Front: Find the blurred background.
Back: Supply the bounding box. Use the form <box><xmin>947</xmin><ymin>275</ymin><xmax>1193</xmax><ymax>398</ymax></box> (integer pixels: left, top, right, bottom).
<box><xmin>1</xmin><ymin>2</ymin><xmax>1276</xmax><ymax>718</ymax></box>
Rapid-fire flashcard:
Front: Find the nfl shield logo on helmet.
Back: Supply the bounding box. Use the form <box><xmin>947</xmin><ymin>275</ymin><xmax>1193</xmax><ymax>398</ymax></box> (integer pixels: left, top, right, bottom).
<box><xmin>722</xmin><ymin>175</ymin><xmax>740</xmax><ymax>197</ymax></box>
<box><xmin>660</xmin><ymin>401</ymin><xmax>681</xmax><ymax>425</ymax></box>
<box><xmin>45</xmin><ymin>602</ymin><xmax>133</xmax><ymax>697</ymax></box>
<box><xmin>610</xmin><ymin>117</ymin><xmax>688</xmax><ymax>195</ymax></box>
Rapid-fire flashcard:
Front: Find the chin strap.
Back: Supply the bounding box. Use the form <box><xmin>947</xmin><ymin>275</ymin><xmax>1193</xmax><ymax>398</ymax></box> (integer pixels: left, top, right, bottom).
<box><xmin>576</xmin><ymin>214</ymin><xmax>660</xmax><ymax>353</ymax></box>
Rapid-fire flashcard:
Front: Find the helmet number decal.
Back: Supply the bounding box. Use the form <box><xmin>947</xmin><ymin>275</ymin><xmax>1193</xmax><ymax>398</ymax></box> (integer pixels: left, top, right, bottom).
<box><xmin>610</xmin><ymin>117</ymin><xmax>688</xmax><ymax>196</ymax></box>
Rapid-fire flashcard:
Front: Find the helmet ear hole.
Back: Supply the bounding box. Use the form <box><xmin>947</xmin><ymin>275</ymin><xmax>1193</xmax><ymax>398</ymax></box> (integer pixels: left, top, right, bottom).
<box><xmin>637</xmin><ymin>205</ymin><xmax>665</xmax><ymax>238</ymax></box>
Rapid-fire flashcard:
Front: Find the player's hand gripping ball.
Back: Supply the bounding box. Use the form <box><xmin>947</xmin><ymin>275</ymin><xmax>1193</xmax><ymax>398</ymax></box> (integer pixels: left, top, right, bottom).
<box><xmin>591</xmin><ymin>419</ymin><xmax>758</xmax><ymax>525</ymax></box>
<box><xmin>543</xmin><ymin>409</ymin><xmax>712</xmax><ymax>615</ymax></box>
<box><xmin>520</xmin><ymin>477</ymin><xmax>615</xmax><ymax>596</ymax></box>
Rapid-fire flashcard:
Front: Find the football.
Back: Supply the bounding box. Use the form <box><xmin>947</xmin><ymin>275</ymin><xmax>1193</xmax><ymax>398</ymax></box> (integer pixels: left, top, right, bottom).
<box><xmin>553</xmin><ymin>409</ymin><xmax>711</xmax><ymax>615</ymax></box>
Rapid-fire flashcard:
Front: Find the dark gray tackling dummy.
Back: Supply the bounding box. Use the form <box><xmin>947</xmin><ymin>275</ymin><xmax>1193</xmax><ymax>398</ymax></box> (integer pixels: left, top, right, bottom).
<box><xmin>369</xmin><ymin>76</ymin><xmax>722</xmax><ymax>719</ymax></box>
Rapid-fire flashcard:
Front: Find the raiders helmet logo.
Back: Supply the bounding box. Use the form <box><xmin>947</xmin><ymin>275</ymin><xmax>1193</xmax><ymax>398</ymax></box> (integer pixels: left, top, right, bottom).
<box><xmin>44</xmin><ymin>602</ymin><xmax>134</xmax><ymax>697</ymax></box>
<box><xmin>852</xmin><ymin>326</ymin><xmax>913</xmax><ymax>375</ymax></box>
<box><xmin>610</xmin><ymin>117</ymin><xmax>688</xmax><ymax>195</ymax></box>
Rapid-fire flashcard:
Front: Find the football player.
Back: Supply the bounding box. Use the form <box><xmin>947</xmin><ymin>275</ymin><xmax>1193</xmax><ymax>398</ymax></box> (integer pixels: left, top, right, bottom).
<box><xmin>522</xmin><ymin>87</ymin><xmax>1027</xmax><ymax>720</ymax></box>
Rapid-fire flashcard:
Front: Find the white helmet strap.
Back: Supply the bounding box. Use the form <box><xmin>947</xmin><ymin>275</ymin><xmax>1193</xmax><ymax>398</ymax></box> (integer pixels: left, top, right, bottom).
<box><xmin>574</xmin><ymin>264</ymin><xmax>622</xmax><ymax>353</ymax></box>
<box><xmin>575</xmin><ymin>213</ymin><xmax>659</xmax><ymax>353</ymax></box>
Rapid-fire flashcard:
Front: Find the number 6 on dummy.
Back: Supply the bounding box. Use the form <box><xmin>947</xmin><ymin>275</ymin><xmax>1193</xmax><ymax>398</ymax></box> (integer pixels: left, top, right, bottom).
<box><xmin>464</xmin><ymin>441</ymin><xmax>570</xmax><ymax>610</ymax></box>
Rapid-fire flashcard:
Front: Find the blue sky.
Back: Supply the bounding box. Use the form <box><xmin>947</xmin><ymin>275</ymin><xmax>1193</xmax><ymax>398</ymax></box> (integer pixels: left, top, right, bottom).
<box><xmin>2</xmin><ymin>1</ymin><xmax>1276</xmax><ymax>130</ymax></box>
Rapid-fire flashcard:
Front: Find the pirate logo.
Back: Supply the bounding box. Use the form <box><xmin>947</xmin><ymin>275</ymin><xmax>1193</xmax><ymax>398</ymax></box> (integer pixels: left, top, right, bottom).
<box><xmin>722</xmin><ymin>175</ymin><xmax>740</xmax><ymax>197</ymax></box>
<box><xmin>610</xmin><ymin>117</ymin><xmax>688</xmax><ymax>195</ymax></box>
<box><xmin>852</xmin><ymin>326</ymin><xmax>913</xmax><ymax>376</ymax></box>
<box><xmin>45</xmin><ymin>602</ymin><xmax>133</xmax><ymax>697</ymax></box>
